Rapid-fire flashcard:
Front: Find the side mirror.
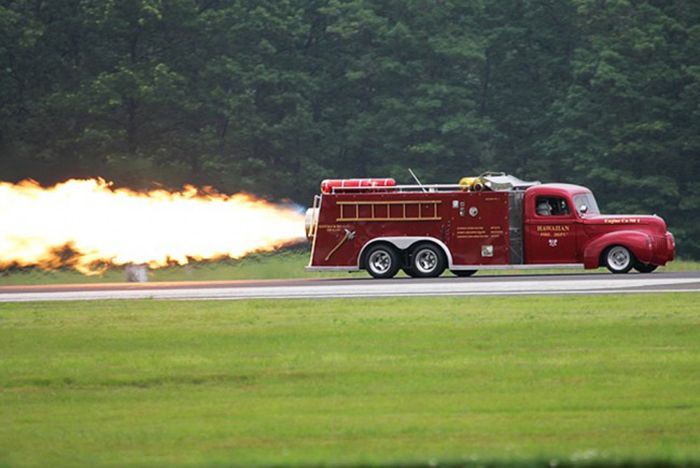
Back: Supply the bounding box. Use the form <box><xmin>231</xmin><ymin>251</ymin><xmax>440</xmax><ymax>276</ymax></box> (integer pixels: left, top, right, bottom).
<box><xmin>579</xmin><ymin>205</ymin><xmax>588</xmax><ymax>215</ymax></box>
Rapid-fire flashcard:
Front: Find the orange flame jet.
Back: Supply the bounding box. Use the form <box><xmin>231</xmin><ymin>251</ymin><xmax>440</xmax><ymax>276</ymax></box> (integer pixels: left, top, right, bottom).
<box><xmin>0</xmin><ymin>178</ymin><xmax>305</xmax><ymax>274</ymax></box>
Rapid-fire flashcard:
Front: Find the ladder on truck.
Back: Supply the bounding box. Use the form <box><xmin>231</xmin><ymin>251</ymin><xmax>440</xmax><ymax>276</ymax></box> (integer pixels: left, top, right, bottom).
<box><xmin>336</xmin><ymin>199</ymin><xmax>442</xmax><ymax>222</ymax></box>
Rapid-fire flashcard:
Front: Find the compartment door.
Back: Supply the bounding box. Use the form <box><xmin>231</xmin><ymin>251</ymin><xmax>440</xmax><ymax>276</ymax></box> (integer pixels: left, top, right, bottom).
<box><xmin>449</xmin><ymin>193</ymin><xmax>510</xmax><ymax>265</ymax></box>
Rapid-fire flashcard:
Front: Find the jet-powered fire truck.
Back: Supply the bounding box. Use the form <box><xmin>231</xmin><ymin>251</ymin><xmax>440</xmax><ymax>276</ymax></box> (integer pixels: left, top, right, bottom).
<box><xmin>305</xmin><ymin>173</ymin><xmax>675</xmax><ymax>278</ymax></box>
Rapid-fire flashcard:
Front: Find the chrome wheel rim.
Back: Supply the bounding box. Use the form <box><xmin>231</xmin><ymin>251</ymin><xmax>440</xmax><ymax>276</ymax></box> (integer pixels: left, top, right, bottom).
<box><xmin>607</xmin><ymin>246</ymin><xmax>631</xmax><ymax>271</ymax></box>
<box><xmin>368</xmin><ymin>250</ymin><xmax>392</xmax><ymax>274</ymax></box>
<box><xmin>414</xmin><ymin>249</ymin><xmax>438</xmax><ymax>274</ymax></box>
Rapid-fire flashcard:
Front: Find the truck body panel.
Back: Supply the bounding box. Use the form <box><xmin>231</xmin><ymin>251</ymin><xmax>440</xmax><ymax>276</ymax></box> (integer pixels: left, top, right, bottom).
<box><xmin>309</xmin><ymin>191</ymin><xmax>511</xmax><ymax>268</ymax></box>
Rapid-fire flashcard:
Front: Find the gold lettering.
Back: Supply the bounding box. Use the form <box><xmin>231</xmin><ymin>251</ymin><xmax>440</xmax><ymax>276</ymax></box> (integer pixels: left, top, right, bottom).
<box><xmin>604</xmin><ymin>218</ymin><xmax>641</xmax><ymax>225</ymax></box>
<box><xmin>536</xmin><ymin>225</ymin><xmax>571</xmax><ymax>232</ymax></box>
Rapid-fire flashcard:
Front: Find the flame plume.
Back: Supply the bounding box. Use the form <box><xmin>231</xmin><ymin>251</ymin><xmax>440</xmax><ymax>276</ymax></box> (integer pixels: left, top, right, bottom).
<box><xmin>0</xmin><ymin>178</ymin><xmax>305</xmax><ymax>274</ymax></box>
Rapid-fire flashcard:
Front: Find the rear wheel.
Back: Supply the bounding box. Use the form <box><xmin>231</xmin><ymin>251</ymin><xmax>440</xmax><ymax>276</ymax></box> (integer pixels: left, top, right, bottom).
<box><xmin>604</xmin><ymin>245</ymin><xmax>634</xmax><ymax>274</ymax></box>
<box><xmin>409</xmin><ymin>243</ymin><xmax>446</xmax><ymax>278</ymax></box>
<box><xmin>402</xmin><ymin>267</ymin><xmax>419</xmax><ymax>278</ymax></box>
<box><xmin>364</xmin><ymin>244</ymin><xmax>400</xmax><ymax>279</ymax></box>
<box><xmin>451</xmin><ymin>270</ymin><xmax>478</xmax><ymax>277</ymax></box>
<box><xmin>634</xmin><ymin>262</ymin><xmax>658</xmax><ymax>273</ymax></box>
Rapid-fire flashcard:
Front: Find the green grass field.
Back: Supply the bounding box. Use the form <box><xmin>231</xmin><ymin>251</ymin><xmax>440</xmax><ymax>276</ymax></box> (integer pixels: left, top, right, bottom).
<box><xmin>1</xmin><ymin>294</ymin><xmax>698</xmax><ymax>466</ymax></box>
<box><xmin>0</xmin><ymin>247</ymin><xmax>698</xmax><ymax>285</ymax></box>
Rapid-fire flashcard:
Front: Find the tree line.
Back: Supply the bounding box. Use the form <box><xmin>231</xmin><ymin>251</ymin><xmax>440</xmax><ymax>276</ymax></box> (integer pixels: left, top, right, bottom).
<box><xmin>1</xmin><ymin>0</ymin><xmax>699</xmax><ymax>257</ymax></box>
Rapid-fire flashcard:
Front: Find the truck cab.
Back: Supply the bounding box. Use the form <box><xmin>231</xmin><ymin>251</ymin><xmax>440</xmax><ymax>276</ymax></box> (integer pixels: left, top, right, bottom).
<box><xmin>523</xmin><ymin>184</ymin><xmax>675</xmax><ymax>273</ymax></box>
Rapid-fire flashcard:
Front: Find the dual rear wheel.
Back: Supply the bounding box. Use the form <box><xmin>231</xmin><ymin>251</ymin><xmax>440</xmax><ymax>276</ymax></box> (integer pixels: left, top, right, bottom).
<box><xmin>365</xmin><ymin>242</ymin><xmax>446</xmax><ymax>279</ymax></box>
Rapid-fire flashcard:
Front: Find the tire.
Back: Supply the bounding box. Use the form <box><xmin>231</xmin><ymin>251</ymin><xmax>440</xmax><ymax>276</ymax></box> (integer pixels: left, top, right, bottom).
<box><xmin>409</xmin><ymin>243</ymin><xmax>446</xmax><ymax>278</ymax></box>
<box><xmin>603</xmin><ymin>245</ymin><xmax>634</xmax><ymax>274</ymax></box>
<box><xmin>402</xmin><ymin>267</ymin><xmax>419</xmax><ymax>278</ymax></box>
<box><xmin>451</xmin><ymin>270</ymin><xmax>478</xmax><ymax>277</ymax></box>
<box><xmin>364</xmin><ymin>244</ymin><xmax>400</xmax><ymax>279</ymax></box>
<box><xmin>634</xmin><ymin>262</ymin><xmax>658</xmax><ymax>273</ymax></box>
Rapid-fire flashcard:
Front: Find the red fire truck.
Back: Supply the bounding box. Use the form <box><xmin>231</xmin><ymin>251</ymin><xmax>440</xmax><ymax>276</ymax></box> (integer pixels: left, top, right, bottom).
<box><xmin>305</xmin><ymin>173</ymin><xmax>675</xmax><ymax>278</ymax></box>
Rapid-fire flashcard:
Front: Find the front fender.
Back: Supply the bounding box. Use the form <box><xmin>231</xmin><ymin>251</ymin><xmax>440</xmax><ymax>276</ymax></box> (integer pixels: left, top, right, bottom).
<box><xmin>583</xmin><ymin>231</ymin><xmax>653</xmax><ymax>268</ymax></box>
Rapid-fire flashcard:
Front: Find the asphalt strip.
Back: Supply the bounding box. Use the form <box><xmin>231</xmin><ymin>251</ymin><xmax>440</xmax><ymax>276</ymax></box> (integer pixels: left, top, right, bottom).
<box><xmin>0</xmin><ymin>276</ymin><xmax>698</xmax><ymax>302</ymax></box>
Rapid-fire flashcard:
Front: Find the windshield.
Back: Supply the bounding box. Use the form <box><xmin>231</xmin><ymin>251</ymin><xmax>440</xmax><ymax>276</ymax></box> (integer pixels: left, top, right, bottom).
<box><xmin>573</xmin><ymin>193</ymin><xmax>600</xmax><ymax>216</ymax></box>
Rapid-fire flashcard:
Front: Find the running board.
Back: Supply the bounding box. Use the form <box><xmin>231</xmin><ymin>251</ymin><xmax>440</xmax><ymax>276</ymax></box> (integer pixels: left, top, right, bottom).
<box><xmin>305</xmin><ymin>263</ymin><xmax>586</xmax><ymax>272</ymax></box>
<box><xmin>450</xmin><ymin>263</ymin><xmax>585</xmax><ymax>270</ymax></box>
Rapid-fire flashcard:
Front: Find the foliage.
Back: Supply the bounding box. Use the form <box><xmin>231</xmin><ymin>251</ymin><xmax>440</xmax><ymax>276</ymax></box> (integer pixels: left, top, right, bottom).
<box><xmin>1</xmin><ymin>0</ymin><xmax>699</xmax><ymax>256</ymax></box>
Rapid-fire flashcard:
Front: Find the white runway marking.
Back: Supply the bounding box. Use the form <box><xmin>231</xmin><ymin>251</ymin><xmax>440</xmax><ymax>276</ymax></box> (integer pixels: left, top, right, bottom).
<box><xmin>0</xmin><ymin>276</ymin><xmax>698</xmax><ymax>302</ymax></box>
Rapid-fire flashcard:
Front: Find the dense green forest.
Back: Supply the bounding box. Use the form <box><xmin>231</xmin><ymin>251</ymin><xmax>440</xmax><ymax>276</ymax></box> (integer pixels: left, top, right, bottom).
<box><xmin>1</xmin><ymin>0</ymin><xmax>699</xmax><ymax>257</ymax></box>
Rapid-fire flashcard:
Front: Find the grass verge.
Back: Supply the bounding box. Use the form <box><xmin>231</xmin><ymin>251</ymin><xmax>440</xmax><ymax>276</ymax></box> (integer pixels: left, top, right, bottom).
<box><xmin>0</xmin><ymin>294</ymin><xmax>698</xmax><ymax>466</ymax></box>
<box><xmin>0</xmin><ymin>247</ymin><xmax>698</xmax><ymax>285</ymax></box>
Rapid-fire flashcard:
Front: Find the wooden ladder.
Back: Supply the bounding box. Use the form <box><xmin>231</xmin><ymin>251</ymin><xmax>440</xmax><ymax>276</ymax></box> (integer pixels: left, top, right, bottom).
<box><xmin>336</xmin><ymin>200</ymin><xmax>441</xmax><ymax>222</ymax></box>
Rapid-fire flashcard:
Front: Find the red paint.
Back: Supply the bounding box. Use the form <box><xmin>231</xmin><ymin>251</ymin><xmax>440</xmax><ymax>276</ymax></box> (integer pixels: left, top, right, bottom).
<box><xmin>307</xmin><ymin>180</ymin><xmax>675</xmax><ymax>276</ymax></box>
<box><xmin>320</xmin><ymin>178</ymin><xmax>396</xmax><ymax>194</ymax></box>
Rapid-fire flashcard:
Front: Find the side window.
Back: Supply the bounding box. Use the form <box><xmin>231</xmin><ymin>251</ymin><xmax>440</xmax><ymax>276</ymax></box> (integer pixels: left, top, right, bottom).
<box><xmin>535</xmin><ymin>197</ymin><xmax>570</xmax><ymax>216</ymax></box>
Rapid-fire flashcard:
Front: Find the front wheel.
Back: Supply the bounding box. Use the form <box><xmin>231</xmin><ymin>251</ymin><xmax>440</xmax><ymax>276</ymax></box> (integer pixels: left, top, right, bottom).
<box><xmin>604</xmin><ymin>245</ymin><xmax>634</xmax><ymax>274</ymax></box>
<box><xmin>364</xmin><ymin>244</ymin><xmax>400</xmax><ymax>279</ymax></box>
<box><xmin>451</xmin><ymin>270</ymin><xmax>477</xmax><ymax>277</ymax></box>
<box><xmin>634</xmin><ymin>262</ymin><xmax>658</xmax><ymax>273</ymax></box>
<box><xmin>409</xmin><ymin>243</ymin><xmax>446</xmax><ymax>278</ymax></box>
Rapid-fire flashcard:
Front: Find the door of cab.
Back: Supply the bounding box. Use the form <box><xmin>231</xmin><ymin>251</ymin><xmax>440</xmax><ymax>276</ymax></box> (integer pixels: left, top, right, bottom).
<box><xmin>524</xmin><ymin>193</ymin><xmax>578</xmax><ymax>264</ymax></box>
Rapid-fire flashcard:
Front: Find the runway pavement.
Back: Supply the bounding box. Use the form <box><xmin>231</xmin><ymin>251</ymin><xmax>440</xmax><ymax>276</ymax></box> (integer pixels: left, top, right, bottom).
<box><xmin>0</xmin><ymin>271</ymin><xmax>698</xmax><ymax>302</ymax></box>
